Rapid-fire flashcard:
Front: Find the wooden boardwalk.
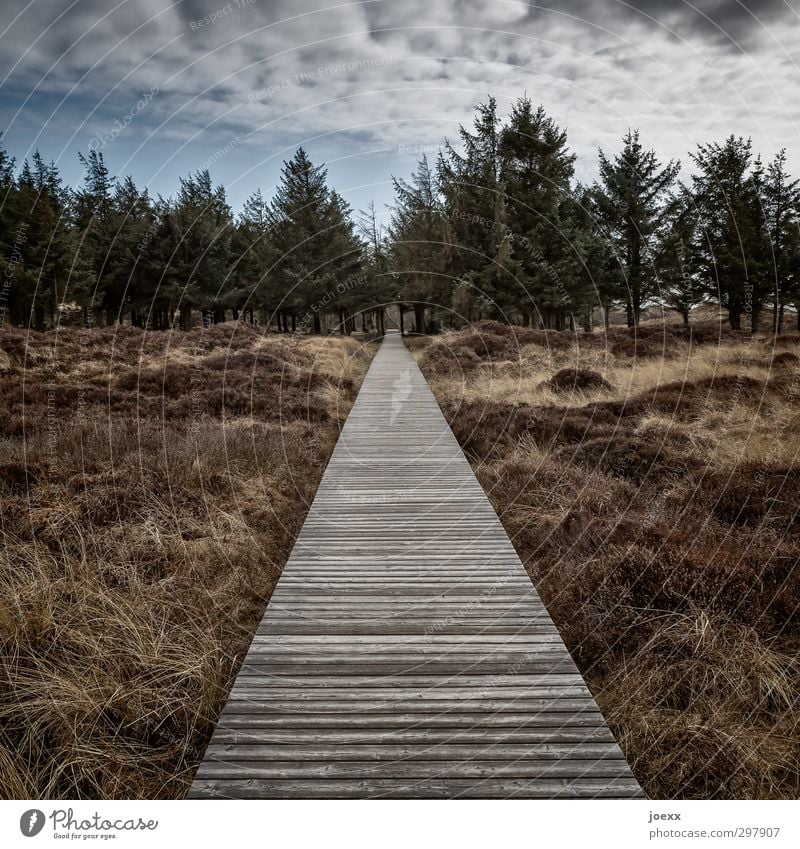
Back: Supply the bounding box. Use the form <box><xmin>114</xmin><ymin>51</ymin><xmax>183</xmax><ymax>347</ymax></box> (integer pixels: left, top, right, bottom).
<box><xmin>190</xmin><ymin>331</ymin><xmax>643</xmax><ymax>799</ymax></box>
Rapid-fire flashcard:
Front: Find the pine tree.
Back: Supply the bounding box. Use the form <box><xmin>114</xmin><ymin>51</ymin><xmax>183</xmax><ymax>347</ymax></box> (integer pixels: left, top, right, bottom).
<box><xmin>389</xmin><ymin>155</ymin><xmax>448</xmax><ymax>333</ymax></box>
<box><xmin>0</xmin><ymin>137</ymin><xmax>20</xmax><ymax>327</ymax></box>
<box><xmin>162</xmin><ymin>169</ymin><xmax>234</xmax><ymax>329</ymax></box>
<box><xmin>653</xmin><ymin>195</ymin><xmax>705</xmax><ymax>324</ymax></box>
<box><xmin>73</xmin><ymin>150</ymin><xmax>115</xmax><ymax>321</ymax></box>
<box><xmin>594</xmin><ymin>130</ymin><xmax>680</xmax><ymax>326</ymax></box>
<box><xmin>499</xmin><ymin>99</ymin><xmax>580</xmax><ymax>328</ymax></box>
<box><xmin>759</xmin><ymin>150</ymin><xmax>800</xmax><ymax>333</ymax></box>
<box><xmin>15</xmin><ymin>152</ymin><xmax>73</xmax><ymax>329</ymax></box>
<box><xmin>690</xmin><ymin>136</ymin><xmax>769</xmax><ymax>332</ymax></box>
<box><xmin>438</xmin><ymin>97</ymin><xmax>502</xmax><ymax>311</ymax></box>
<box><xmin>104</xmin><ymin>177</ymin><xmax>158</xmax><ymax>327</ymax></box>
<box><xmin>357</xmin><ymin>201</ymin><xmax>391</xmax><ymax>332</ymax></box>
<box><xmin>267</xmin><ymin>148</ymin><xmax>363</xmax><ymax>332</ymax></box>
<box><xmin>231</xmin><ymin>188</ymin><xmax>271</xmax><ymax>323</ymax></box>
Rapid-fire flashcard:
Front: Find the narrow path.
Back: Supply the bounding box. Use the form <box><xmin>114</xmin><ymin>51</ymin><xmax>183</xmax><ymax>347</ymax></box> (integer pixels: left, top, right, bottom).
<box><xmin>190</xmin><ymin>331</ymin><xmax>643</xmax><ymax>799</ymax></box>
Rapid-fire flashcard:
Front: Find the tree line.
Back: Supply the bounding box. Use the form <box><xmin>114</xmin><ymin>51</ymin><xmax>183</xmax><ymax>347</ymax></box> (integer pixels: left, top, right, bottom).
<box><xmin>390</xmin><ymin>97</ymin><xmax>800</xmax><ymax>333</ymax></box>
<box><xmin>1</xmin><ymin>96</ymin><xmax>799</xmax><ymax>334</ymax></box>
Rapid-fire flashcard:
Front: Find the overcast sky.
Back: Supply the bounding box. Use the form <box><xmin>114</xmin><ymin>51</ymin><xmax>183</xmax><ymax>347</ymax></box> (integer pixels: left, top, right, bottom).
<box><xmin>1</xmin><ymin>1</ymin><xmax>798</xmax><ymax>222</ymax></box>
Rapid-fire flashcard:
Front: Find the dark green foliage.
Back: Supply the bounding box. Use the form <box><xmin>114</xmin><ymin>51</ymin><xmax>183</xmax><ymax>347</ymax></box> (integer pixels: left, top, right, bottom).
<box><xmin>1</xmin><ymin>112</ymin><xmax>800</xmax><ymax>335</ymax></box>
<box><xmin>0</xmin><ymin>140</ymin><xmax>367</xmax><ymax>332</ymax></box>
<box><xmin>593</xmin><ymin>130</ymin><xmax>681</xmax><ymax>327</ymax></box>
<box><xmin>389</xmin><ymin>155</ymin><xmax>448</xmax><ymax>330</ymax></box>
<box><xmin>689</xmin><ymin>136</ymin><xmax>771</xmax><ymax>332</ymax></box>
<box><xmin>266</xmin><ymin>148</ymin><xmax>364</xmax><ymax>331</ymax></box>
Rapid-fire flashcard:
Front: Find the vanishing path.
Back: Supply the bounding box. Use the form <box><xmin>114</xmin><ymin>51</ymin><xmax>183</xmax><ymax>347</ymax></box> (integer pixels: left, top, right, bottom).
<box><xmin>191</xmin><ymin>331</ymin><xmax>643</xmax><ymax>799</ymax></box>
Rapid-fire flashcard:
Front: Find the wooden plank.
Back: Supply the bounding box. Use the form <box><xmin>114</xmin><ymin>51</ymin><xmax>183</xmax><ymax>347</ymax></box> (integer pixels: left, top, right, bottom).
<box><xmin>194</xmin><ymin>761</ymin><xmax>635</xmax><ymax>780</ymax></box>
<box><xmin>196</xmin><ymin>743</ymin><xmax>625</xmax><ymax>760</ymax></box>
<box><xmin>191</xmin><ymin>777</ymin><xmax>643</xmax><ymax>799</ymax></box>
<box><xmin>207</xmin><ymin>728</ymin><xmax>617</xmax><ymax>745</ymax></box>
<box><xmin>213</xmin><ymin>712</ymin><xmax>614</xmax><ymax>729</ymax></box>
<box><xmin>190</xmin><ymin>331</ymin><xmax>642</xmax><ymax>799</ymax></box>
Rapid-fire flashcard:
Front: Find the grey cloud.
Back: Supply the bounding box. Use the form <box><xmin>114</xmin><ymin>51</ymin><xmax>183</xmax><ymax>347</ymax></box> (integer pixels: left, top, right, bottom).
<box><xmin>1</xmin><ymin>0</ymin><xmax>798</xmax><ymax>214</ymax></box>
<box><xmin>518</xmin><ymin>0</ymin><xmax>796</xmax><ymax>47</ymax></box>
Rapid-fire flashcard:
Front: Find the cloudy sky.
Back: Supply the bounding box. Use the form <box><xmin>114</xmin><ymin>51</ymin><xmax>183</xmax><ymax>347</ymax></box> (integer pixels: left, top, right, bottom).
<box><xmin>1</xmin><ymin>1</ymin><xmax>798</xmax><ymax>220</ymax></box>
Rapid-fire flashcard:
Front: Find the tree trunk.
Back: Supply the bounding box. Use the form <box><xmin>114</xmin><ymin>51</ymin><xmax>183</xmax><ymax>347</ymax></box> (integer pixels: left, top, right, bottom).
<box><xmin>399</xmin><ymin>305</ymin><xmax>405</xmax><ymax>336</ymax></box>
<box><xmin>313</xmin><ymin>312</ymin><xmax>321</xmax><ymax>334</ymax></box>
<box><xmin>180</xmin><ymin>304</ymin><xmax>192</xmax><ymax>331</ymax></box>
<box><xmin>603</xmin><ymin>303</ymin><xmax>610</xmax><ymax>330</ymax></box>
<box><xmin>728</xmin><ymin>293</ymin><xmax>745</xmax><ymax>331</ymax></box>
<box><xmin>682</xmin><ymin>306</ymin><xmax>690</xmax><ymax>326</ymax></box>
<box><xmin>213</xmin><ymin>306</ymin><xmax>225</xmax><ymax>324</ymax></box>
<box><xmin>414</xmin><ymin>303</ymin><xmax>426</xmax><ymax>335</ymax></box>
<box><xmin>291</xmin><ymin>314</ymin><xmax>296</xmax><ymax>332</ymax></box>
<box><xmin>232</xmin><ymin>307</ymin><xmax>240</xmax><ymax>321</ymax></box>
<box><xmin>750</xmin><ymin>304</ymin><xmax>761</xmax><ymax>336</ymax></box>
<box><xmin>338</xmin><ymin>308</ymin><xmax>346</xmax><ymax>335</ymax></box>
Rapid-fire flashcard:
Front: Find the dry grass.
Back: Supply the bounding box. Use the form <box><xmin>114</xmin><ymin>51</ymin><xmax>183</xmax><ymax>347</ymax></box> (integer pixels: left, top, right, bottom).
<box><xmin>0</xmin><ymin>323</ymin><xmax>375</xmax><ymax>799</ymax></box>
<box><xmin>413</xmin><ymin>318</ymin><xmax>800</xmax><ymax>800</ymax></box>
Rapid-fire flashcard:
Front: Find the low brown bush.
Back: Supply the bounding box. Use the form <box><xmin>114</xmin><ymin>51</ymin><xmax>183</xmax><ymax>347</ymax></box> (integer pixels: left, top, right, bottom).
<box><xmin>546</xmin><ymin>367</ymin><xmax>611</xmax><ymax>393</ymax></box>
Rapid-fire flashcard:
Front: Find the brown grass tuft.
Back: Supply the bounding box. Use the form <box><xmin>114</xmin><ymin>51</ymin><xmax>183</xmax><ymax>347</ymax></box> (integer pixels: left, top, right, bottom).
<box><xmin>0</xmin><ymin>324</ymin><xmax>375</xmax><ymax>798</ymax></box>
<box><xmin>414</xmin><ymin>320</ymin><xmax>800</xmax><ymax>799</ymax></box>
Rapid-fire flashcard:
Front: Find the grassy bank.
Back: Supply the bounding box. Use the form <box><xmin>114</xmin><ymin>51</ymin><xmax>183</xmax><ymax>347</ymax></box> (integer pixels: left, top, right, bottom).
<box><xmin>411</xmin><ymin>320</ymin><xmax>800</xmax><ymax>799</ymax></box>
<box><xmin>0</xmin><ymin>324</ymin><xmax>374</xmax><ymax>798</ymax></box>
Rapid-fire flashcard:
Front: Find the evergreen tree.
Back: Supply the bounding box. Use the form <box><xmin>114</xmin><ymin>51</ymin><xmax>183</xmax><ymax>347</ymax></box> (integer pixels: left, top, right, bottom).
<box><xmin>561</xmin><ymin>185</ymin><xmax>620</xmax><ymax>330</ymax></box>
<box><xmin>73</xmin><ymin>150</ymin><xmax>115</xmax><ymax>321</ymax></box>
<box><xmin>357</xmin><ymin>201</ymin><xmax>391</xmax><ymax>332</ymax></box>
<box><xmin>162</xmin><ymin>170</ymin><xmax>234</xmax><ymax>329</ymax></box>
<box><xmin>267</xmin><ymin>148</ymin><xmax>363</xmax><ymax>332</ymax></box>
<box><xmin>438</xmin><ymin>98</ymin><xmax>502</xmax><ymax>320</ymax></box>
<box><xmin>231</xmin><ymin>188</ymin><xmax>271</xmax><ymax>324</ymax></box>
<box><xmin>15</xmin><ymin>152</ymin><xmax>74</xmax><ymax>329</ymax></box>
<box><xmin>389</xmin><ymin>155</ymin><xmax>448</xmax><ymax>332</ymax></box>
<box><xmin>690</xmin><ymin>136</ymin><xmax>770</xmax><ymax>332</ymax></box>
<box><xmin>0</xmin><ymin>137</ymin><xmax>20</xmax><ymax>328</ymax></box>
<box><xmin>499</xmin><ymin>99</ymin><xmax>581</xmax><ymax>328</ymax></box>
<box><xmin>653</xmin><ymin>195</ymin><xmax>705</xmax><ymax>324</ymax></box>
<box><xmin>759</xmin><ymin>149</ymin><xmax>800</xmax><ymax>332</ymax></box>
<box><xmin>594</xmin><ymin>130</ymin><xmax>680</xmax><ymax>326</ymax></box>
<box><xmin>105</xmin><ymin>177</ymin><xmax>158</xmax><ymax>327</ymax></box>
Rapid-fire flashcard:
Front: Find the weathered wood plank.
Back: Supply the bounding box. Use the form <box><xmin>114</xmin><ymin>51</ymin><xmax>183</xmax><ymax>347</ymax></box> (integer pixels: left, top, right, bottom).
<box><xmin>213</xmin><ymin>712</ymin><xmax>614</xmax><ymax>729</ymax></box>
<box><xmin>190</xmin><ymin>331</ymin><xmax>643</xmax><ymax>799</ymax></box>
<box><xmin>208</xmin><ymin>727</ymin><xmax>618</xmax><ymax>745</ymax></box>
<box><xmin>190</xmin><ymin>777</ymin><xmax>643</xmax><ymax>799</ymax></box>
